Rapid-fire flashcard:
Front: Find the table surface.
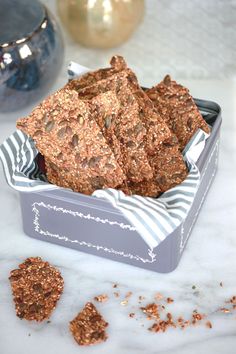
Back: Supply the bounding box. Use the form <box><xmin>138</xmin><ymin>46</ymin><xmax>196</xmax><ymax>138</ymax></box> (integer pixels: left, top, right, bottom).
<box><xmin>1</xmin><ymin>1</ymin><xmax>236</xmax><ymax>353</ymax></box>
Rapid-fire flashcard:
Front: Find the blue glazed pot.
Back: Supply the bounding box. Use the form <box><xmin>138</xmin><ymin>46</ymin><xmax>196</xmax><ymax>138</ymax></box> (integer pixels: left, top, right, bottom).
<box><xmin>0</xmin><ymin>0</ymin><xmax>64</xmax><ymax>112</ymax></box>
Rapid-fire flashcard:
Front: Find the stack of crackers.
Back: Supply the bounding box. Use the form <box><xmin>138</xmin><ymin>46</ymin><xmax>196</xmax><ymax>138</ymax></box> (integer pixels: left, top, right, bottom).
<box><xmin>17</xmin><ymin>56</ymin><xmax>209</xmax><ymax>197</ymax></box>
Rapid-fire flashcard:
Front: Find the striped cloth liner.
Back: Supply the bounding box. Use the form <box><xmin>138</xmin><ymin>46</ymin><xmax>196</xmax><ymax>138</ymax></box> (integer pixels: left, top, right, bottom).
<box><xmin>0</xmin><ymin>130</ymin><xmax>58</xmax><ymax>192</ymax></box>
<box><xmin>68</xmin><ymin>62</ymin><xmax>90</xmax><ymax>80</ymax></box>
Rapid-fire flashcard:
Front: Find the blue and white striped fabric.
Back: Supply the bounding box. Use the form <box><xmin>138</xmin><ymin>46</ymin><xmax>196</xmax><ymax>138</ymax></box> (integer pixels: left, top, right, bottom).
<box><xmin>0</xmin><ymin>130</ymin><xmax>58</xmax><ymax>192</ymax></box>
<box><xmin>0</xmin><ymin>128</ymin><xmax>209</xmax><ymax>248</ymax></box>
<box><xmin>68</xmin><ymin>62</ymin><xmax>90</xmax><ymax>80</ymax></box>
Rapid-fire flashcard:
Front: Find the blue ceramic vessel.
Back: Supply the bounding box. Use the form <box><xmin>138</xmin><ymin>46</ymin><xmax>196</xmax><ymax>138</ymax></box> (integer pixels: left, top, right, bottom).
<box><xmin>0</xmin><ymin>0</ymin><xmax>64</xmax><ymax>112</ymax></box>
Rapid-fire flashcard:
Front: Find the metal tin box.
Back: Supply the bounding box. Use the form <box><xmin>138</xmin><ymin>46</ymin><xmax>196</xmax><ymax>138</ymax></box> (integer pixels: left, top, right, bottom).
<box><xmin>19</xmin><ymin>99</ymin><xmax>221</xmax><ymax>273</ymax></box>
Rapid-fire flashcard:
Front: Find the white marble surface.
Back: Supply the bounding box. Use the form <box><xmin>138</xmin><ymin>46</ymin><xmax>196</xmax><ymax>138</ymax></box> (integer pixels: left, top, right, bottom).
<box><xmin>1</xmin><ymin>1</ymin><xmax>236</xmax><ymax>352</ymax></box>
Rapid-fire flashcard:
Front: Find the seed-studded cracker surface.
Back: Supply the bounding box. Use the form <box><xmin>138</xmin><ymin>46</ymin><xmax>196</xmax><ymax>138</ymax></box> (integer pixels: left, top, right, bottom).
<box><xmin>70</xmin><ymin>71</ymin><xmax>154</xmax><ymax>185</ymax></box>
<box><xmin>123</xmin><ymin>72</ymin><xmax>188</xmax><ymax>194</ymax></box>
<box><xmin>69</xmin><ymin>55</ymin><xmax>128</xmax><ymax>90</ymax></box>
<box><xmin>69</xmin><ymin>56</ymin><xmax>188</xmax><ymax>196</ymax></box>
<box><xmin>9</xmin><ymin>257</ymin><xmax>64</xmax><ymax>321</ymax></box>
<box><xmin>16</xmin><ymin>88</ymin><xmax>125</xmax><ymax>195</ymax></box>
<box><xmin>69</xmin><ymin>302</ymin><xmax>108</xmax><ymax>346</ymax></box>
<box><xmin>146</xmin><ymin>74</ymin><xmax>210</xmax><ymax>151</ymax></box>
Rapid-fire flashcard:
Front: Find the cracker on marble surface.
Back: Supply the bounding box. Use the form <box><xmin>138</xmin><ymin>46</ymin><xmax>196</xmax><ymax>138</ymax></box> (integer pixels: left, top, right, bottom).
<box><xmin>9</xmin><ymin>257</ymin><xmax>64</xmax><ymax>322</ymax></box>
<box><xmin>69</xmin><ymin>302</ymin><xmax>108</xmax><ymax>346</ymax></box>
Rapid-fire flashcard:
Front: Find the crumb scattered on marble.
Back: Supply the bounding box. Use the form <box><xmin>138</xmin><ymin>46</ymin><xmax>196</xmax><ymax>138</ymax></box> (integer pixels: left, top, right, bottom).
<box><xmin>141</xmin><ymin>303</ymin><xmax>160</xmax><ymax>320</ymax></box>
<box><xmin>149</xmin><ymin>312</ymin><xmax>176</xmax><ymax>333</ymax></box>
<box><xmin>113</xmin><ymin>292</ymin><xmax>120</xmax><ymax>298</ymax></box>
<box><xmin>191</xmin><ymin>310</ymin><xmax>205</xmax><ymax>325</ymax></box>
<box><xmin>138</xmin><ymin>295</ymin><xmax>145</xmax><ymax>303</ymax></box>
<box><xmin>220</xmin><ymin>307</ymin><xmax>230</xmax><ymax>313</ymax></box>
<box><xmin>94</xmin><ymin>294</ymin><xmax>109</xmax><ymax>303</ymax></box>
<box><xmin>166</xmin><ymin>297</ymin><xmax>174</xmax><ymax>303</ymax></box>
<box><xmin>179</xmin><ymin>320</ymin><xmax>191</xmax><ymax>330</ymax></box>
<box><xmin>120</xmin><ymin>300</ymin><xmax>128</xmax><ymax>306</ymax></box>
<box><xmin>206</xmin><ymin>321</ymin><xmax>212</xmax><ymax>329</ymax></box>
<box><xmin>125</xmin><ymin>291</ymin><xmax>133</xmax><ymax>299</ymax></box>
<box><xmin>220</xmin><ymin>282</ymin><xmax>223</xmax><ymax>287</ymax></box>
<box><xmin>129</xmin><ymin>313</ymin><xmax>135</xmax><ymax>318</ymax></box>
<box><xmin>154</xmin><ymin>293</ymin><xmax>163</xmax><ymax>300</ymax></box>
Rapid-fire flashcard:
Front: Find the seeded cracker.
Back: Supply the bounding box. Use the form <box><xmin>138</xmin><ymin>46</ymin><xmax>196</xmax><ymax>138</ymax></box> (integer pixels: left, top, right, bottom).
<box><xmin>9</xmin><ymin>257</ymin><xmax>64</xmax><ymax>321</ymax></box>
<box><xmin>17</xmin><ymin>56</ymin><xmax>188</xmax><ymax>196</ymax></box>
<box><xmin>69</xmin><ymin>56</ymin><xmax>187</xmax><ymax>196</ymax></box>
<box><xmin>69</xmin><ymin>302</ymin><xmax>108</xmax><ymax>346</ymax></box>
<box><xmin>147</xmin><ymin>74</ymin><xmax>210</xmax><ymax>150</ymax></box>
<box><xmin>17</xmin><ymin>88</ymin><xmax>125</xmax><ymax>195</ymax></box>
<box><xmin>70</xmin><ymin>68</ymin><xmax>154</xmax><ymax>185</ymax></box>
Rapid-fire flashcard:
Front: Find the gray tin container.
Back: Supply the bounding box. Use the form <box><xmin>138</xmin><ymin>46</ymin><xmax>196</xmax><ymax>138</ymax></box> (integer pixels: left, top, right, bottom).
<box><xmin>19</xmin><ymin>99</ymin><xmax>222</xmax><ymax>273</ymax></box>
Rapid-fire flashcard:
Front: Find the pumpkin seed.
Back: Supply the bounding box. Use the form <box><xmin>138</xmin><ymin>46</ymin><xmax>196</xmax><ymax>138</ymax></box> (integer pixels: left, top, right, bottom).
<box><xmin>57</xmin><ymin>127</ymin><xmax>66</xmax><ymax>139</ymax></box>
<box><xmin>75</xmin><ymin>153</ymin><xmax>80</xmax><ymax>163</ymax></box>
<box><xmin>89</xmin><ymin>156</ymin><xmax>102</xmax><ymax>168</ymax></box>
<box><xmin>187</xmin><ymin>117</ymin><xmax>193</xmax><ymax>130</ymax></box>
<box><xmin>71</xmin><ymin>134</ymin><xmax>78</xmax><ymax>147</ymax></box>
<box><xmin>58</xmin><ymin>119</ymin><xmax>68</xmax><ymax>126</ymax></box>
<box><xmin>65</xmin><ymin>126</ymin><xmax>72</xmax><ymax>135</ymax></box>
<box><xmin>45</xmin><ymin>120</ymin><xmax>55</xmax><ymax>132</ymax></box>
<box><xmin>127</xmin><ymin>141</ymin><xmax>135</xmax><ymax>148</ymax></box>
<box><xmin>104</xmin><ymin>116</ymin><xmax>112</xmax><ymax>129</ymax></box>
<box><xmin>57</xmin><ymin>152</ymin><xmax>63</xmax><ymax>160</ymax></box>
<box><xmin>90</xmin><ymin>176</ymin><xmax>105</xmax><ymax>189</ymax></box>
<box><xmin>81</xmin><ymin>159</ymin><xmax>88</xmax><ymax>168</ymax></box>
<box><xmin>42</xmin><ymin>114</ymin><xmax>49</xmax><ymax>123</ymax></box>
<box><xmin>33</xmin><ymin>130</ymin><xmax>43</xmax><ymax>137</ymax></box>
<box><xmin>163</xmin><ymin>75</ymin><xmax>171</xmax><ymax>86</ymax></box>
<box><xmin>156</xmin><ymin>175</ymin><xmax>166</xmax><ymax>185</ymax></box>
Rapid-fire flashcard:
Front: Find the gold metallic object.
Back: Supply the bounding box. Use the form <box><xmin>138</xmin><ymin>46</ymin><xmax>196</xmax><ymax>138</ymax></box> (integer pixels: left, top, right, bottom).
<box><xmin>57</xmin><ymin>0</ymin><xmax>145</xmax><ymax>48</ymax></box>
